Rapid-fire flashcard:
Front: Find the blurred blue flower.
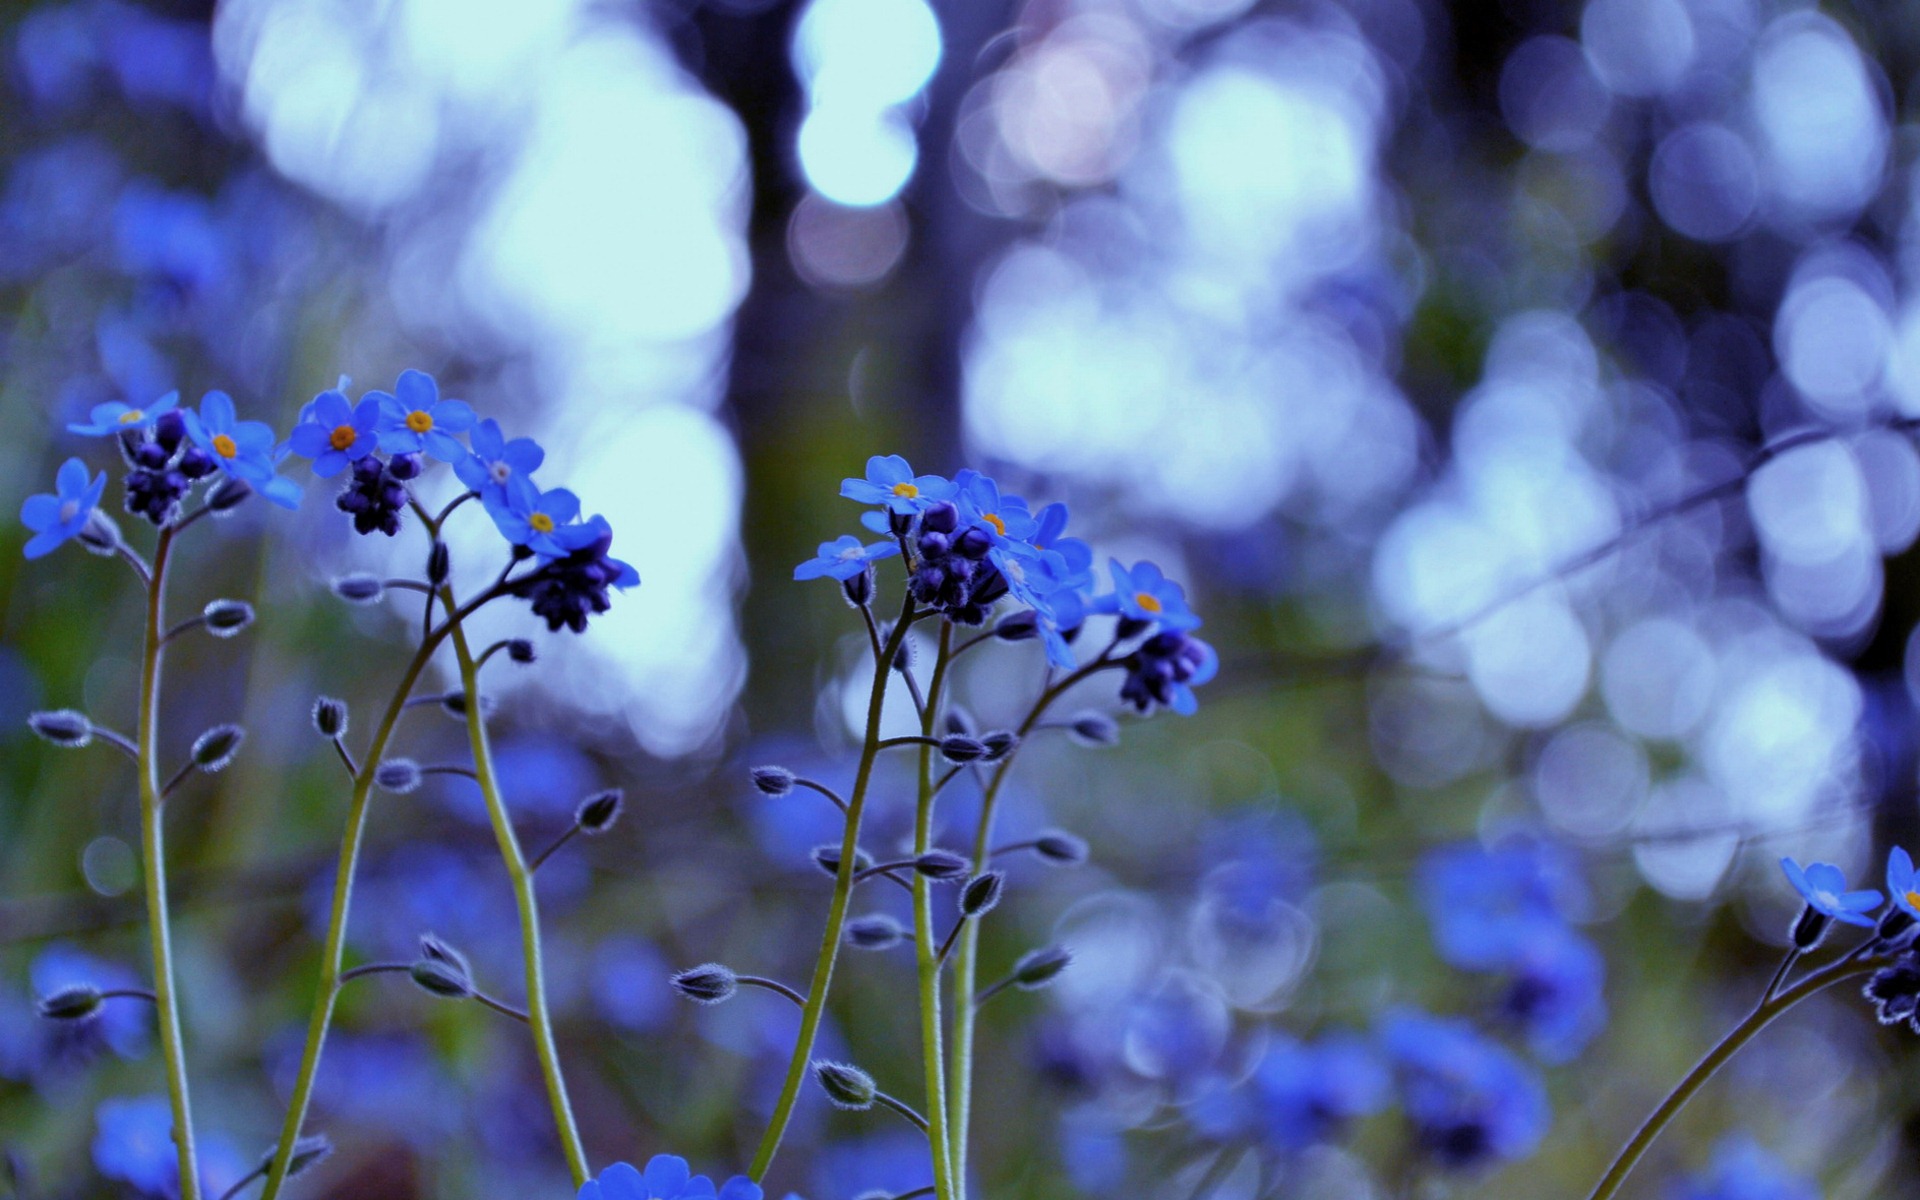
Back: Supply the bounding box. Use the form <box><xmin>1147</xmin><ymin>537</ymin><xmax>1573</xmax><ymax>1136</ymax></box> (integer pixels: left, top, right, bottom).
<box><xmin>1888</xmin><ymin>847</ymin><xmax>1920</xmax><ymax>919</ymax></box>
<box><xmin>92</xmin><ymin>1095</ymin><xmax>246</xmax><ymax>1199</ymax></box>
<box><xmin>31</xmin><ymin>943</ymin><xmax>149</xmax><ymax>1065</ymax></box>
<box><xmin>1382</xmin><ymin>1010</ymin><xmax>1549</xmax><ymax>1170</ymax></box>
<box><xmin>67</xmin><ymin>388</ymin><xmax>177</xmax><ymax>436</ymax></box>
<box><xmin>1780</xmin><ymin>858</ymin><xmax>1880</xmax><ymax>927</ymax></box>
<box><xmin>20</xmin><ymin>457</ymin><xmax>106</xmax><ymax>559</ymax></box>
<box><xmin>287</xmin><ymin>385</ymin><xmax>378</xmax><ymax>478</ymax></box>
<box><xmin>578</xmin><ymin>1157</ymin><xmax>761</xmax><ymax>1200</ymax></box>
<box><xmin>794</xmin><ymin>534</ymin><xmax>899</xmax><ymax>582</ymax></box>
<box><xmin>1059</xmin><ymin>1113</ymin><xmax>1128</xmax><ymax>1194</ymax></box>
<box><xmin>1251</xmin><ymin>1033</ymin><xmax>1387</xmax><ymax>1150</ymax></box>
<box><xmin>456</xmin><ymin>417</ymin><xmax>545</xmax><ymax>501</ymax></box>
<box><xmin>1419</xmin><ymin>841</ymin><xmax>1578</xmax><ymax>971</ymax></box>
<box><xmin>372</xmin><ymin>369</ymin><xmax>474</xmax><ymax>461</ymax></box>
<box><xmin>840</xmin><ymin>454</ymin><xmax>955</xmax><ymax>513</ymax></box>
<box><xmin>1030</xmin><ymin>501</ymin><xmax>1094</xmax><ymax>579</ymax></box>
<box><xmin>811</xmin><ymin>1131</ymin><xmax>928</xmax><ymax>1200</ymax></box>
<box><xmin>1670</xmin><ymin>1136</ymin><xmax>1819</xmax><ymax>1200</ymax></box>
<box><xmin>1096</xmin><ymin>559</ymin><xmax>1201</xmax><ymax>632</ymax></box>
<box><xmin>112</xmin><ymin>181</ymin><xmax>227</xmax><ymax>294</ymax></box>
<box><xmin>485</xmin><ymin>474</ymin><xmax>582</xmax><ymax>558</ymax></box>
<box><xmin>593</xmin><ymin>936</ymin><xmax>674</xmax><ymax>1032</ymax></box>
<box><xmin>1500</xmin><ymin>928</ymin><xmax>1607</xmax><ymax>1063</ymax></box>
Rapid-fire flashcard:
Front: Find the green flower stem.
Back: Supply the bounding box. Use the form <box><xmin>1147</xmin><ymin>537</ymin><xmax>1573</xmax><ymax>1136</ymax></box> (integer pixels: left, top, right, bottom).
<box><xmin>138</xmin><ymin>526</ymin><xmax>200</xmax><ymax>1200</ymax></box>
<box><xmin>750</xmin><ymin>595</ymin><xmax>919</xmax><ymax>1182</ymax></box>
<box><xmin>946</xmin><ymin>655</ymin><xmax>1118</xmax><ymax>1193</ymax></box>
<box><xmin>443</xmin><ymin>595</ymin><xmax>590</xmax><ymax>1185</ymax></box>
<box><xmin>261</xmin><ymin>547</ymin><xmax>510</xmax><ymax>1200</ymax></box>
<box><xmin>1584</xmin><ymin>955</ymin><xmax>1884</xmax><ymax>1200</ymax></box>
<box><xmin>913</xmin><ymin>623</ymin><xmax>958</xmax><ymax>1200</ymax></box>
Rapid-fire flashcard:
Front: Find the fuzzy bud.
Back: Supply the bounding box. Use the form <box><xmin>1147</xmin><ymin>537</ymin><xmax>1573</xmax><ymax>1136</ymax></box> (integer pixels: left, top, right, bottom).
<box><xmin>202</xmin><ymin>599</ymin><xmax>255</xmax><ymax>637</ymax></box>
<box><xmin>506</xmin><ymin>639</ymin><xmax>536</xmax><ymax>664</ymax></box>
<box><xmin>959</xmin><ymin>871</ymin><xmax>1006</xmax><ymax>918</ymax></box>
<box><xmin>331</xmin><ymin>574</ymin><xmax>385</xmax><ymax>604</ymax></box>
<box><xmin>208</xmin><ymin>478</ymin><xmax>252</xmax><ymax>512</ymax></box>
<box><xmin>1033</xmin><ymin>831</ymin><xmax>1090</xmax><ymax>866</ymax></box>
<box><xmin>980</xmin><ymin>731</ymin><xmax>1019</xmax><ymax>762</ymax></box>
<box><xmin>77</xmin><ymin>510</ymin><xmax>122</xmax><ymax>555</ymax></box>
<box><xmin>36</xmin><ymin>983</ymin><xmax>103</xmax><ymax>1020</ymax></box>
<box><xmin>944</xmin><ymin>707</ymin><xmax>975</xmax><ymax>736</ymax></box>
<box><xmin>813</xmin><ymin>845</ymin><xmax>876</xmax><ymax>876</ymax></box>
<box><xmin>576</xmin><ymin>789</ymin><xmax>623</xmax><ymax>834</ymax></box>
<box><xmin>426</xmin><ymin>540</ymin><xmax>451</xmax><ymax>587</ymax></box>
<box><xmin>913</xmin><ymin>850</ymin><xmax>971</xmax><ymax>881</ymax></box>
<box><xmin>890</xmin><ymin>637</ymin><xmax>913</xmax><ymax>675</ymax></box>
<box><xmin>1790</xmin><ymin>905</ymin><xmax>1831</xmax><ymax>951</ymax></box>
<box><xmin>311</xmin><ymin>697</ymin><xmax>349</xmax><ymax>739</ymax></box>
<box><xmin>374</xmin><ymin>758</ymin><xmax>423</xmax><ymax>794</ymax></box>
<box><xmin>438</xmin><ymin>692</ymin><xmax>494</xmax><ymax>721</ymax></box>
<box><xmin>841</xmin><ymin>567</ymin><xmax>874</xmax><ymax>608</ymax></box>
<box><xmin>751</xmin><ymin>765</ymin><xmax>796</xmax><ymax>797</ymax></box>
<box><xmin>813</xmin><ymin>1060</ymin><xmax>877</xmax><ymax>1110</ymax></box>
<box><xmin>845</xmin><ymin>914</ymin><xmax>907</xmax><ymax>950</ymax></box>
<box><xmin>994</xmin><ymin>611</ymin><xmax>1039</xmax><ymax>642</ymax></box>
<box><xmin>671</xmin><ymin>963</ymin><xmax>738</xmax><ymax>1005</ymax></box>
<box><xmin>190</xmin><ymin>725</ymin><xmax>245</xmax><ymax>772</ymax></box>
<box><xmin>1067</xmin><ymin>711</ymin><xmax>1120</xmax><ymax>748</ymax></box>
<box><xmin>938</xmin><ymin>735</ymin><xmax>989</xmax><ymax>764</ymax></box>
<box><xmin>28</xmin><ymin>709</ymin><xmax>93</xmax><ymax>748</ymax></box>
<box><xmin>410</xmin><ymin>935</ymin><xmax>473</xmax><ymax>998</ymax></box>
<box><xmin>1011</xmin><ymin>945</ymin><xmax>1073</xmax><ymax>990</ymax></box>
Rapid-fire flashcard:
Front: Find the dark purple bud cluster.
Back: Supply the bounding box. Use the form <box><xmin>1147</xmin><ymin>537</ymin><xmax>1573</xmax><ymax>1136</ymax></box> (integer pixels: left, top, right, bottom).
<box><xmin>336</xmin><ymin>453</ymin><xmax>421</xmax><ymax>537</ymax></box>
<box><xmin>907</xmin><ymin>501</ymin><xmax>1008</xmax><ymax>625</ymax></box>
<box><xmin>510</xmin><ymin>522</ymin><xmax>626</xmax><ymax>633</ymax></box>
<box><xmin>121</xmin><ymin>412</ymin><xmax>215</xmax><ymax>525</ymax></box>
<box><xmin>1119</xmin><ymin>631</ymin><xmax>1214</xmax><ymax>714</ymax></box>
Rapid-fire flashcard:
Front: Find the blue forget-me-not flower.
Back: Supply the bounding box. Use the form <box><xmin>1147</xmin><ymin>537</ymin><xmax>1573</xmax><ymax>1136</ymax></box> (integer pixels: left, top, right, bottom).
<box><xmin>372</xmin><ymin>369</ymin><xmax>474</xmax><ymax>462</ymax></box>
<box><xmin>577</xmin><ymin>1156</ymin><xmax>762</xmax><ymax>1200</ymax></box>
<box><xmin>19</xmin><ymin>457</ymin><xmax>105</xmax><ymax>559</ymax></box>
<box><xmin>67</xmin><ymin>388</ymin><xmax>178</xmax><ymax>437</ymax></box>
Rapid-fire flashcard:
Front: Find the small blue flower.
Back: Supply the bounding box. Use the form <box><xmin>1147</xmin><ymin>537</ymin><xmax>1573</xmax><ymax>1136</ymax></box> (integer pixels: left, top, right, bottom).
<box><xmin>1030</xmin><ymin>500</ymin><xmax>1094</xmax><ymax>581</ymax></box>
<box><xmin>1780</xmin><ymin>858</ymin><xmax>1881</xmax><ymax>927</ymax></box>
<box><xmin>484</xmin><ymin>475</ymin><xmax>581</xmax><ymax>558</ymax></box>
<box><xmin>182</xmin><ymin>390</ymin><xmax>277</xmax><ymax>484</ymax></box>
<box><xmin>795</xmin><ymin>534</ymin><xmax>900</xmax><ymax>582</ymax></box>
<box><xmin>371</xmin><ymin>369</ymin><xmax>474</xmax><ymax>462</ymax></box>
<box><xmin>287</xmin><ymin>385</ymin><xmax>378</xmax><ymax>478</ymax></box>
<box><xmin>67</xmin><ymin>389</ymin><xmax>178</xmax><ymax>437</ymax></box>
<box><xmin>954</xmin><ymin>469</ymin><xmax>1039</xmax><ymax>543</ymax></box>
<box><xmin>840</xmin><ymin>454</ymin><xmax>955</xmax><ymax>514</ymax></box>
<box><xmin>510</xmin><ymin>515</ymin><xmax>640</xmax><ymax>633</ymax></box>
<box><xmin>1097</xmin><ymin>559</ymin><xmax>1201</xmax><ymax>632</ymax></box>
<box><xmin>1671</xmin><ymin>1135</ymin><xmax>1819</xmax><ymax>1200</ymax></box>
<box><xmin>1888</xmin><ymin>847</ymin><xmax>1920</xmax><ymax>919</ymax></box>
<box><xmin>1501</xmin><ymin>927</ymin><xmax>1607</xmax><ymax>1063</ymax></box>
<box><xmin>454</xmin><ymin>417</ymin><xmax>544</xmax><ymax>499</ymax></box>
<box><xmin>20</xmin><ymin>457</ymin><xmax>106</xmax><ymax>559</ymax></box>
<box><xmin>577</xmin><ymin>1156</ymin><xmax>762</xmax><ymax>1200</ymax></box>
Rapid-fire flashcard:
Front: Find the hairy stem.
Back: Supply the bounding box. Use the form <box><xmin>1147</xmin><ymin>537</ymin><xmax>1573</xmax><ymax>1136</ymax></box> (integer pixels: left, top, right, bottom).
<box><xmin>914</xmin><ymin>623</ymin><xmax>958</xmax><ymax>1200</ymax></box>
<box><xmin>1584</xmin><ymin>956</ymin><xmax>1883</xmax><ymax>1200</ymax></box>
<box><xmin>137</xmin><ymin>526</ymin><xmax>199</xmax><ymax>1200</ymax></box>
<box><xmin>750</xmin><ymin>595</ymin><xmax>917</xmax><ymax>1182</ymax></box>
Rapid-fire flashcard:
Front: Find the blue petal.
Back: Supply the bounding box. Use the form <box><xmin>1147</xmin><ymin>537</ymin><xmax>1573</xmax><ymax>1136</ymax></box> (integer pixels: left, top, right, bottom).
<box><xmin>198</xmin><ymin>389</ymin><xmax>236</xmax><ymax>431</ymax></box>
<box><xmin>644</xmin><ymin>1155</ymin><xmax>692</xmax><ymax>1196</ymax></box>
<box><xmin>394</xmin><ymin>369</ymin><xmax>437</xmax><ymax>412</ymax></box>
<box><xmin>594</xmin><ymin>1163</ymin><xmax>647</xmax><ymax>1200</ymax></box>
<box><xmin>20</xmin><ymin>493</ymin><xmax>59</xmax><ymax>533</ymax></box>
<box><xmin>470</xmin><ymin>418</ymin><xmax>505</xmax><ymax>460</ymax></box>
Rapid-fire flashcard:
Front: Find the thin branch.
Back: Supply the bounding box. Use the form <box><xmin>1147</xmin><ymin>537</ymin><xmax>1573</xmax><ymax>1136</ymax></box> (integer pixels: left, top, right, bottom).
<box><xmin>792</xmin><ymin>777</ymin><xmax>849</xmax><ymax>814</ymax></box>
<box><xmin>330</xmin><ymin>738</ymin><xmax>358</xmax><ymax>779</ymax></box>
<box><xmin>527</xmin><ymin>825</ymin><xmax>581</xmax><ymax>874</ymax></box>
<box><xmin>873</xmin><ymin>1089</ymin><xmax>930</xmax><ymax>1134</ymax></box>
<box><xmin>90</xmin><ymin>726</ymin><xmax>140</xmax><ymax>761</ymax></box>
<box><xmin>160</xmin><ymin>759</ymin><xmax>196</xmax><ymax>801</ymax></box>
<box><xmin>737</xmin><ymin>975</ymin><xmax>808</xmax><ymax>1009</ymax></box>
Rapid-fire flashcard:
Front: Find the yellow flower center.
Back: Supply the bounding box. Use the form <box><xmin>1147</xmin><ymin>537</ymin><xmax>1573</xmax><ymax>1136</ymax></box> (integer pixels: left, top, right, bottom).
<box><xmin>530</xmin><ymin>513</ymin><xmax>555</xmax><ymax>534</ymax></box>
<box><xmin>1135</xmin><ymin>591</ymin><xmax>1163</xmax><ymax>613</ymax></box>
<box><xmin>118</xmin><ymin>409</ymin><xmax>144</xmax><ymax>425</ymax></box>
<box><xmin>983</xmin><ymin>513</ymin><xmax>1006</xmax><ymax>536</ymax></box>
<box><xmin>212</xmin><ymin>433</ymin><xmax>238</xmax><ymax>459</ymax></box>
<box><xmin>891</xmin><ymin>481</ymin><xmax>919</xmax><ymax>499</ymax></box>
<box><xmin>405</xmin><ymin>410</ymin><xmax>434</xmax><ymax>434</ymax></box>
<box><xmin>1905</xmin><ymin>890</ymin><xmax>1920</xmax><ymax>911</ymax></box>
<box><xmin>328</xmin><ymin>424</ymin><xmax>358</xmax><ymax>451</ymax></box>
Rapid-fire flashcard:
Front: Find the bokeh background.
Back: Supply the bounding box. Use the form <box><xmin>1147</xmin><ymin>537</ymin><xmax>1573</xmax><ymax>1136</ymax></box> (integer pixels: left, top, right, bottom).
<box><xmin>5</xmin><ymin>0</ymin><xmax>1920</xmax><ymax>1196</ymax></box>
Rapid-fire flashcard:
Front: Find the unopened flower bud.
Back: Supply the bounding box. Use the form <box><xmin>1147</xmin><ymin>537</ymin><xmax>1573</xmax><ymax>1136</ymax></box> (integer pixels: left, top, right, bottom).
<box><xmin>751</xmin><ymin>765</ymin><xmax>796</xmax><ymax>796</ymax></box>
<box><xmin>841</xmin><ymin>568</ymin><xmax>873</xmax><ymax>608</ymax></box>
<box><xmin>1067</xmin><ymin>711</ymin><xmax>1120</xmax><ymax>748</ymax></box>
<box><xmin>913</xmin><ymin>850</ymin><xmax>970</xmax><ymax>880</ymax></box>
<box><xmin>1791</xmin><ymin>905</ymin><xmax>1831</xmax><ymax>951</ymax></box>
<box><xmin>506</xmin><ymin>639</ymin><xmax>536</xmax><ymax>664</ymax></box>
<box><xmin>387</xmin><ymin>452</ymin><xmax>425</xmax><ymax>481</ymax></box>
<box><xmin>36</xmin><ymin>983</ymin><xmax>102</xmax><ymax>1020</ymax></box>
<box><xmin>28</xmin><ymin>709</ymin><xmax>93</xmax><ymax>748</ymax></box>
<box><xmin>78</xmin><ymin>511</ymin><xmax>121</xmax><ymax>555</ymax></box>
<box><xmin>1011</xmin><ymin>945</ymin><xmax>1073</xmax><ymax>990</ymax></box>
<box><xmin>813</xmin><ymin>845</ymin><xmax>876</xmax><ymax>876</ymax></box>
<box><xmin>203</xmin><ymin>599</ymin><xmax>255</xmax><ymax>637</ymax></box>
<box><xmin>374</xmin><ymin>758</ymin><xmax>422</xmax><ymax>794</ymax></box>
<box><xmin>938</xmin><ymin>735</ymin><xmax>988</xmax><ymax>764</ymax></box>
<box><xmin>331</xmin><ymin>574</ymin><xmax>385</xmax><ymax>604</ymax></box>
<box><xmin>845</xmin><ymin>914</ymin><xmax>907</xmax><ymax>950</ymax></box>
<box><xmin>190</xmin><ymin>725</ymin><xmax>245</xmax><ymax>772</ymax></box>
<box><xmin>1033</xmin><ymin>831</ymin><xmax>1089</xmax><ymax>866</ymax></box>
<box><xmin>960</xmin><ymin>871</ymin><xmax>1005</xmax><ymax>918</ymax></box>
<box><xmin>426</xmin><ymin>541</ymin><xmax>450</xmax><ymax>587</ymax></box>
<box><xmin>994</xmin><ymin>611</ymin><xmax>1039</xmax><ymax>642</ymax></box>
<box><xmin>208</xmin><ymin>478</ymin><xmax>252</xmax><ymax>512</ymax></box>
<box><xmin>410</xmin><ymin>935</ymin><xmax>473</xmax><ymax>998</ymax></box>
<box><xmin>576</xmin><ymin>789</ymin><xmax>623</xmax><ymax>834</ymax></box>
<box><xmin>944</xmin><ymin>707</ymin><xmax>975</xmax><ymax>736</ymax></box>
<box><xmin>671</xmin><ymin>963</ymin><xmax>738</xmax><ymax>1004</ymax></box>
<box><xmin>980</xmin><ymin>731</ymin><xmax>1018</xmax><ymax>762</ymax></box>
<box><xmin>311</xmin><ymin>697</ymin><xmax>349</xmax><ymax>739</ymax></box>
<box><xmin>813</xmin><ymin>1060</ymin><xmax>877</xmax><ymax>1110</ymax></box>
<box><xmin>438</xmin><ymin>692</ymin><xmax>493</xmax><ymax>720</ymax></box>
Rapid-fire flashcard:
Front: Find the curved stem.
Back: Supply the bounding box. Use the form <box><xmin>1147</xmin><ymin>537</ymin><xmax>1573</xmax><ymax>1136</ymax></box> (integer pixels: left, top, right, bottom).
<box><xmin>750</xmin><ymin>594</ymin><xmax>918</xmax><ymax>1182</ymax></box>
<box><xmin>444</xmin><ymin>595</ymin><xmax>590</xmax><ymax>1184</ymax></box>
<box><xmin>738</xmin><ymin>975</ymin><xmax>809</xmax><ymax>1009</ymax></box>
<box><xmin>913</xmin><ymin>623</ymin><xmax>958</xmax><ymax>1200</ymax></box>
<box><xmin>947</xmin><ymin>653</ymin><xmax>1120</xmax><ymax>1193</ymax></box>
<box><xmin>1584</xmin><ymin>956</ymin><xmax>1883</xmax><ymax>1200</ymax></box>
<box><xmin>137</xmin><ymin>526</ymin><xmax>200</xmax><ymax>1200</ymax></box>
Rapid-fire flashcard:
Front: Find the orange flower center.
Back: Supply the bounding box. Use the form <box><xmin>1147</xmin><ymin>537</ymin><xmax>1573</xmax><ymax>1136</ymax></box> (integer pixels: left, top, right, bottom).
<box><xmin>891</xmin><ymin>481</ymin><xmax>919</xmax><ymax>499</ymax></box>
<box><xmin>1135</xmin><ymin>591</ymin><xmax>1163</xmax><ymax>613</ymax></box>
<box><xmin>530</xmin><ymin>513</ymin><xmax>555</xmax><ymax>534</ymax></box>
<box><xmin>983</xmin><ymin>513</ymin><xmax>1006</xmax><ymax>536</ymax></box>
<box><xmin>118</xmin><ymin>409</ymin><xmax>144</xmax><ymax>425</ymax></box>
<box><xmin>328</xmin><ymin>424</ymin><xmax>358</xmax><ymax>451</ymax></box>
<box><xmin>405</xmin><ymin>410</ymin><xmax>434</xmax><ymax>434</ymax></box>
<box><xmin>1905</xmin><ymin>890</ymin><xmax>1920</xmax><ymax>910</ymax></box>
<box><xmin>212</xmin><ymin>433</ymin><xmax>238</xmax><ymax>459</ymax></box>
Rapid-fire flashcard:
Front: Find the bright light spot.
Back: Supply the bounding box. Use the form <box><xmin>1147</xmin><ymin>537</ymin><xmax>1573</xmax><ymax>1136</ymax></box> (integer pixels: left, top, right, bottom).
<box><xmin>1464</xmin><ymin>593</ymin><xmax>1592</xmax><ymax>728</ymax></box>
<box><xmin>1602</xmin><ymin>618</ymin><xmax>1717</xmax><ymax>740</ymax></box>
<box><xmin>793</xmin><ymin>0</ymin><xmax>941</xmax><ymax>109</ymax></box>
<box><xmin>1776</xmin><ymin>273</ymin><xmax>1889</xmax><ymax>416</ymax></box>
<box><xmin>797</xmin><ymin>103</ymin><xmax>919</xmax><ymax>207</ymax></box>
<box><xmin>1580</xmin><ymin>0</ymin><xmax>1696</xmax><ymax>97</ymax></box>
<box><xmin>1650</xmin><ymin>122</ymin><xmax>1758</xmax><ymax>242</ymax></box>
<box><xmin>1751</xmin><ymin>13</ymin><xmax>1887</xmax><ymax>224</ymax></box>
